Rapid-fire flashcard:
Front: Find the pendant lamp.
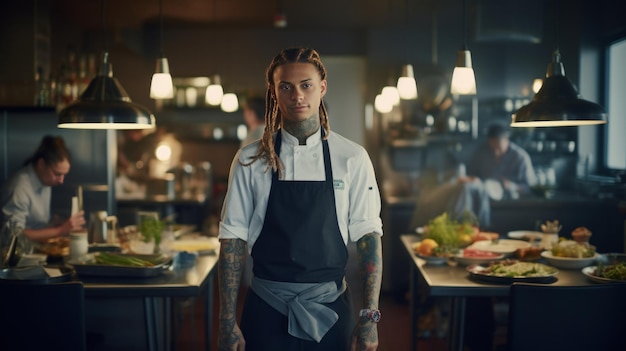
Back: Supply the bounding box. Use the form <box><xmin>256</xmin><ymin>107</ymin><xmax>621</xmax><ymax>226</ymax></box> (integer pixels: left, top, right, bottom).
<box><xmin>149</xmin><ymin>0</ymin><xmax>174</xmax><ymax>99</ymax></box>
<box><xmin>511</xmin><ymin>0</ymin><xmax>606</xmax><ymax>127</ymax></box>
<box><xmin>397</xmin><ymin>65</ymin><xmax>418</xmax><ymax>100</ymax></box>
<box><xmin>58</xmin><ymin>0</ymin><xmax>154</xmax><ymax>129</ymax></box>
<box><xmin>205</xmin><ymin>74</ymin><xmax>224</xmax><ymax>106</ymax></box>
<box><xmin>396</xmin><ymin>0</ymin><xmax>418</xmax><ymax>100</ymax></box>
<box><xmin>450</xmin><ymin>0</ymin><xmax>477</xmax><ymax>95</ymax></box>
<box><xmin>220</xmin><ymin>92</ymin><xmax>239</xmax><ymax>113</ymax></box>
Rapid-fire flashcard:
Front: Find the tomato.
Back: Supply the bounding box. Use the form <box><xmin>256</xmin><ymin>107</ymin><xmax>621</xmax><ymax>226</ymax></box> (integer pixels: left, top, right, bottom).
<box><xmin>463</xmin><ymin>248</ymin><xmax>500</xmax><ymax>258</ymax></box>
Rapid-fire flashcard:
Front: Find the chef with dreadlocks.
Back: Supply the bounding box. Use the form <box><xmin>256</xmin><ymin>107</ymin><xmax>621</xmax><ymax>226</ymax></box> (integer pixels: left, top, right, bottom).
<box><xmin>217</xmin><ymin>47</ymin><xmax>383</xmax><ymax>351</ymax></box>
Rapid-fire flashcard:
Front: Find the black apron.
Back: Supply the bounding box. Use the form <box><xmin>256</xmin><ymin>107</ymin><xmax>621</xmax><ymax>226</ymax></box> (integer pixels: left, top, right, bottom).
<box><xmin>241</xmin><ymin>131</ymin><xmax>354</xmax><ymax>351</ymax></box>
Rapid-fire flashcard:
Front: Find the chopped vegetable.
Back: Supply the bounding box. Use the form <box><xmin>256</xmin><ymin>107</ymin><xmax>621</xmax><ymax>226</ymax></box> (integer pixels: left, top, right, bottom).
<box><xmin>597</xmin><ymin>262</ymin><xmax>626</xmax><ymax>280</ymax></box>
<box><xmin>94</xmin><ymin>252</ymin><xmax>156</xmax><ymax>267</ymax></box>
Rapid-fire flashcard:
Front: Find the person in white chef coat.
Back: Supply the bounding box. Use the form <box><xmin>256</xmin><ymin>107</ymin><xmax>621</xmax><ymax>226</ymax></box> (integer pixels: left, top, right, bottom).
<box><xmin>217</xmin><ymin>47</ymin><xmax>383</xmax><ymax>351</ymax></box>
<box><xmin>0</xmin><ymin>136</ymin><xmax>85</xmax><ymax>252</ymax></box>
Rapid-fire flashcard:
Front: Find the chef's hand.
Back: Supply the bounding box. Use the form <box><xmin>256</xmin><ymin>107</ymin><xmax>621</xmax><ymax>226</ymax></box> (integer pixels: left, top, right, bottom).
<box><xmin>59</xmin><ymin>211</ymin><xmax>86</xmax><ymax>236</ymax></box>
<box><xmin>350</xmin><ymin>320</ymin><xmax>378</xmax><ymax>351</ymax></box>
<box><xmin>458</xmin><ymin>175</ymin><xmax>478</xmax><ymax>184</ymax></box>
<box><xmin>218</xmin><ymin>322</ymin><xmax>245</xmax><ymax>351</ymax></box>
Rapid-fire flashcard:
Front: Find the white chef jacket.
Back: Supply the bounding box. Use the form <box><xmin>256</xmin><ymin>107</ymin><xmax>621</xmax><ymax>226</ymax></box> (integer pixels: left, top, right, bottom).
<box><xmin>219</xmin><ymin>128</ymin><xmax>383</xmax><ymax>253</ymax></box>
<box><xmin>1</xmin><ymin>164</ymin><xmax>51</xmax><ymax>230</ymax></box>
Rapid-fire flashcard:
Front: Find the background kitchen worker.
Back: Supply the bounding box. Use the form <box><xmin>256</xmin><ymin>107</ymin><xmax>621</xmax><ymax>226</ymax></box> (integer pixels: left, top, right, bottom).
<box><xmin>1</xmin><ymin>135</ymin><xmax>85</xmax><ymax>246</ymax></box>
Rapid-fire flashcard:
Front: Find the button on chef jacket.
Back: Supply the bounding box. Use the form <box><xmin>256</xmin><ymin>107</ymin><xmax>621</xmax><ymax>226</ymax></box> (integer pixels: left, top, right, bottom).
<box><xmin>219</xmin><ymin>128</ymin><xmax>383</xmax><ymax>251</ymax></box>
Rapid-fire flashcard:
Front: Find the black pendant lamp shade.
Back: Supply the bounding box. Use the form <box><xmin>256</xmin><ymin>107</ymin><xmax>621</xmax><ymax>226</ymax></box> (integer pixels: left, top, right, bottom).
<box><xmin>511</xmin><ymin>50</ymin><xmax>606</xmax><ymax>127</ymax></box>
<box><xmin>58</xmin><ymin>52</ymin><xmax>155</xmax><ymax>130</ymax></box>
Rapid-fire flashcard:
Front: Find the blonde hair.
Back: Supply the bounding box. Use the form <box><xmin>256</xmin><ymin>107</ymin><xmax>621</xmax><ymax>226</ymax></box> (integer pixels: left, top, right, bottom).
<box><xmin>240</xmin><ymin>47</ymin><xmax>330</xmax><ymax>177</ymax></box>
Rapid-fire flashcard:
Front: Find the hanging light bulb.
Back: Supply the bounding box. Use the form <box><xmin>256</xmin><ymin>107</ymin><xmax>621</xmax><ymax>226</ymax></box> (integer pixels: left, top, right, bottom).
<box><xmin>397</xmin><ymin>0</ymin><xmax>418</xmax><ymax>100</ymax></box>
<box><xmin>451</xmin><ymin>51</ymin><xmax>477</xmax><ymax>95</ymax></box>
<box><xmin>205</xmin><ymin>74</ymin><xmax>224</xmax><ymax>106</ymax></box>
<box><xmin>221</xmin><ymin>92</ymin><xmax>239</xmax><ymax>112</ymax></box>
<box><xmin>532</xmin><ymin>78</ymin><xmax>543</xmax><ymax>94</ymax></box>
<box><xmin>149</xmin><ymin>0</ymin><xmax>174</xmax><ymax>99</ymax></box>
<box><xmin>450</xmin><ymin>0</ymin><xmax>477</xmax><ymax>95</ymax></box>
<box><xmin>397</xmin><ymin>64</ymin><xmax>418</xmax><ymax>100</ymax></box>
<box><xmin>150</xmin><ymin>58</ymin><xmax>174</xmax><ymax>99</ymax></box>
<box><xmin>374</xmin><ymin>94</ymin><xmax>393</xmax><ymax>113</ymax></box>
<box><xmin>381</xmin><ymin>85</ymin><xmax>400</xmax><ymax>106</ymax></box>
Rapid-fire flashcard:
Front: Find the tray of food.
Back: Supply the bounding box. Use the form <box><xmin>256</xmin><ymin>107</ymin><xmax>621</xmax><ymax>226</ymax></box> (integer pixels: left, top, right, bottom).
<box><xmin>68</xmin><ymin>252</ymin><xmax>173</xmax><ymax>278</ymax></box>
<box><xmin>467</xmin><ymin>260</ymin><xmax>559</xmax><ymax>284</ymax></box>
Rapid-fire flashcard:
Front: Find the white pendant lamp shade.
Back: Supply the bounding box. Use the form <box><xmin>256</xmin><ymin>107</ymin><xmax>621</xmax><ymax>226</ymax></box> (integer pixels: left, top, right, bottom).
<box><xmin>150</xmin><ymin>57</ymin><xmax>174</xmax><ymax>99</ymax></box>
<box><xmin>205</xmin><ymin>75</ymin><xmax>224</xmax><ymax>106</ymax></box>
<box><xmin>374</xmin><ymin>94</ymin><xmax>393</xmax><ymax>113</ymax></box>
<box><xmin>220</xmin><ymin>93</ymin><xmax>239</xmax><ymax>112</ymax></box>
<box><xmin>397</xmin><ymin>64</ymin><xmax>418</xmax><ymax>100</ymax></box>
<box><xmin>58</xmin><ymin>52</ymin><xmax>155</xmax><ymax>130</ymax></box>
<box><xmin>450</xmin><ymin>50</ymin><xmax>477</xmax><ymax>95</ymax></box>
<box><xmin>381</xmin><ymin>86</ymin><xmax>400</xmax><ymax>106</ymax></box>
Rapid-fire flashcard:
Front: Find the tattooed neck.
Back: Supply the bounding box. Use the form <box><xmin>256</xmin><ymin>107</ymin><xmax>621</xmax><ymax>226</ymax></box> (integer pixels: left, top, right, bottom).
<box><xmin>283</xmin><ymin>117</ymin><xmax>320</xmax><ymax>145</ymax></box>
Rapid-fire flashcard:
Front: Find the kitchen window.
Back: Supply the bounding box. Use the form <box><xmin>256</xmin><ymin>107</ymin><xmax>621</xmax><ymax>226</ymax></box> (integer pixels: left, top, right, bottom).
<box><xmin>605</xmin><ymin>37</ymin><xmax>626</xmax><ymax>170</ymax></box>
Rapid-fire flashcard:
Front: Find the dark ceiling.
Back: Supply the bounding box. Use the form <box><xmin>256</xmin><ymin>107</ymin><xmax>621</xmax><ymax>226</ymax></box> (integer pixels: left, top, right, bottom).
<box><xmin>50</xmin><ymin>0</ymin><xmax>459</xmax><ymax>31</ymax></box>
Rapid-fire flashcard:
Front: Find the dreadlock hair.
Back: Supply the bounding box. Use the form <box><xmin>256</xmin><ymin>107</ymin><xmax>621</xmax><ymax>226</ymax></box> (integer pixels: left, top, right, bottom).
<box><xmin>240</xmin><ymin>47</ymin><xmax>330</xmax><ymax>178</ymax></box>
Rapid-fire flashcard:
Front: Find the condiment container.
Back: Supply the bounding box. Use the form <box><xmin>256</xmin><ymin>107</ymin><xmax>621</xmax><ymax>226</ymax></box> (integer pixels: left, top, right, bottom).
<box><xmin>70</xmin><ymin>232</ymin><xmax>89</xmax><ymax>260</ymax></box>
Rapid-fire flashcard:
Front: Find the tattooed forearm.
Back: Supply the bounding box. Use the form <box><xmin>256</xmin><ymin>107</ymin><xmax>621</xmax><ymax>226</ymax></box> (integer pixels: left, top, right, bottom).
<box><xmin>356</xmin><ymin>233</ymin><xmax>382</xmax><ymax>309</ymax></box>
<box><xmin>218</xmin><ymin>238</ymin><xmax>247</xmax><ymax>330</ymax></box>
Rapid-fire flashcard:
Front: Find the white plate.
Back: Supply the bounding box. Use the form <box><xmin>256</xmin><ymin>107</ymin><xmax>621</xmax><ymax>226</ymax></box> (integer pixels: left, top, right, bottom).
<box><xmin>453</xmin><ymin>249</ymin><xmax>504</xmax><ymax>266</ymax></box>
<box><xmin>541</xmin><ymin>251</ymin><xmax>598</xmax><ymax>269</ymax></box>
<box><xmin>467</xmin><ymin>261</ymin><xmax>558</xmax><ymax>284</ymax></box>
<box><xmin>581</xmin><ymin>266</ymin><xmax>616</xmax><ymax>284</ymax></box>
<box><xmin>507</xmin><ymin>230</ymin><xmax>544</xmax><ymax>242</ymax></box>
<box><xmin>582</xmin><ymin>265</ymin><xmax>626</xmax><ymax>284</ymax></box>
<box><xmin>469</xmin><ymin>239</ymin><xmax>531</xmax><ymax>255</ymax></box>
<box><xmin>415</xmin><ymin>253</ymin><xmax>447</xmax><ymax>265</ymax></box>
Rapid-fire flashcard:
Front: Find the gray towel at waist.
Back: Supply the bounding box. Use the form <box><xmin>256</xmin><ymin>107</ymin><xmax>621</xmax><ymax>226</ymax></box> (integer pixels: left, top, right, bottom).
<box><xmin>250</xmin><ymin>276</ymin><xmax>347</xmax><ymax>342</ymax></box>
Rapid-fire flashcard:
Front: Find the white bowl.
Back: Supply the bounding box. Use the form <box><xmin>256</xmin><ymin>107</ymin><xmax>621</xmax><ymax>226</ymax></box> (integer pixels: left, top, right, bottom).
<box><xmin>469</xmin><ymin>239</ymin><xmax>531</xmax><ymax>256</ymax></box>
<box><xmin>541</xmin><ymin>251</ymin><xmax>599</xmax><ymax>269</ymax></box>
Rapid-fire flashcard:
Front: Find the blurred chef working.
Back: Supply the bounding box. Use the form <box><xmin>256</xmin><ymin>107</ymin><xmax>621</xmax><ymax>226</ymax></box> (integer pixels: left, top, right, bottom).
<box><xmin>0</xmin><ymin>135</ymin><xmax>86</xmax><ymax>249</ymax></box>
<box><xmin>411</xmin><ymin>122</ymin><xmax>536</xmax><ymax>230</ymax></box>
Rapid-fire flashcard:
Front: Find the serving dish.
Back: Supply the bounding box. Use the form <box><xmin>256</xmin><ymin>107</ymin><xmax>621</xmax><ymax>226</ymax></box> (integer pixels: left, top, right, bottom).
<box><xmin>467</xmin><ymin>261</ymin><xmax>558</xmax><ymax>284</ymax></box>
<box><xmin>415</xmin><ymin>253</ymin><xmax>448</xmax><ymax>265</ymax></box>
<box><xmin>68</xmin><ymin>252</ymin><xmax>173</xmax><ymax>278</ymax></box>
<box><xmin>468</xmin><ymin>239</ymin><xmax>531</xmax><ymax>256</ymax></box>
<box><xmin>0</xmin><ymin>265</ymin><xmax>73</xmax><ymax>284</ymax></box>
<box><xmin>541</xmin><ymin>251</ymin><xmax>598</xmax><ymax>269</ymax></box>
<box><xmin>453</xmin><ymin>249</ymin><xmax>504</xmax><ymax>266</ymax></box>
<box><xmin>582</xmin><ymin>254</ymin><xmax>626</xmax><ymax>283</ymax></box>
<box><xmin>507</xmin><ymin>230</ymin><xmax>544</xmax><ymax>242</ymax></box>
<box><xmin>581</xmin><ymin>266</ymin><xmax>626</xmax><ymax>284</ymax></box>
